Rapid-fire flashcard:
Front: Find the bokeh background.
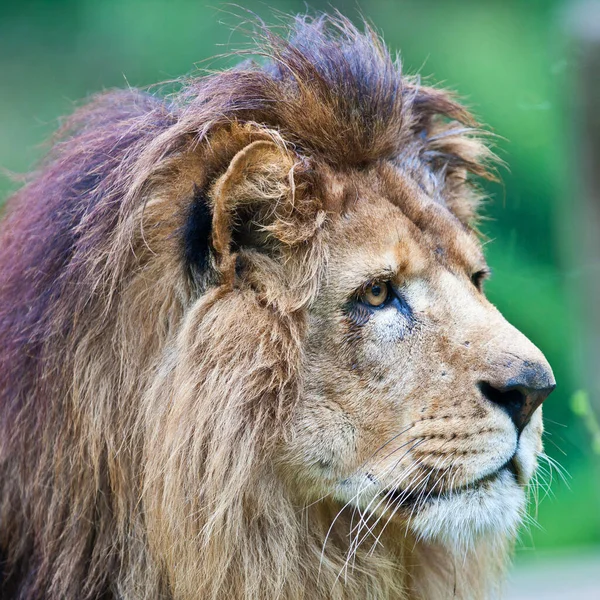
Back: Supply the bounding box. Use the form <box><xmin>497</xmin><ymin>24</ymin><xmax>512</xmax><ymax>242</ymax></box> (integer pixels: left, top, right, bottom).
<box><xmin>1</xmin><ymin>0</ymin><xmax>599</xmax><ymax>596</ymax></box>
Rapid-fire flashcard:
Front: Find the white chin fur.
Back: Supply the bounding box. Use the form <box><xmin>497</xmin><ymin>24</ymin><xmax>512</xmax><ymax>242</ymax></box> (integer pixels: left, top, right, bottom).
<box><xmin>409</xmin><ymin>469</ymin><xmax>525</xmax><ymax>552</ymax></box>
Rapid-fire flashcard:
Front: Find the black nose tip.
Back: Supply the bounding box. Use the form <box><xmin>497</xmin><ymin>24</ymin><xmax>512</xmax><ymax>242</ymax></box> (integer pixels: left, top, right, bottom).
<box><xmin>479</xmin><ymin>370</ymin><xmax>555</xmax><ymax>433</ymax></box>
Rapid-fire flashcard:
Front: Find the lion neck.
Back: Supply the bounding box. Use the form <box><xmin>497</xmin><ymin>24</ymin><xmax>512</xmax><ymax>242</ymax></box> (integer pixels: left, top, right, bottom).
<box><xmin>173</xmin><ymin>482</ymin><xmax>510</xmax><ymax>600</ymax></box>
<box><xmin>298</xmin><ymin>499</ymin><xmax>510</xmax><ymax>600</ymax></box>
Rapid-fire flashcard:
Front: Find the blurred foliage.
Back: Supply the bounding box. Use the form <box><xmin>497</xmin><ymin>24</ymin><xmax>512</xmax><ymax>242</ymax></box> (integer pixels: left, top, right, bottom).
<box><xmin>1</xmin><ymin>0</ymin><xmax>598</xmax><ymax>555</ymax></box>
<box><xmin>571</xmin><ymin>390</ymin><xmax>600</xmax><ymax>454</ymax></box>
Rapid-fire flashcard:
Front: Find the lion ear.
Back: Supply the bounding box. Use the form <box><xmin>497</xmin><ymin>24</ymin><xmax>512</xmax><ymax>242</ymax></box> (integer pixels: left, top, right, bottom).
<box><xmin>210</xmin><ymin>139</ymin><xmax>318</xmax><ymax>281</ymax></box>
<box><xmin>420</xmin><ymin>119</ymin><xmax>497</xmax><ymax>226</ymax></box>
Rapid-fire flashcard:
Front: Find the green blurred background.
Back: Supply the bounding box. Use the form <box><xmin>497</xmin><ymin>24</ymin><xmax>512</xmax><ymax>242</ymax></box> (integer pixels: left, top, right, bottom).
<box><xmin>1</xmin><ymin>0</ymin><xmax>599</xmax><ymax>584</ymax></box>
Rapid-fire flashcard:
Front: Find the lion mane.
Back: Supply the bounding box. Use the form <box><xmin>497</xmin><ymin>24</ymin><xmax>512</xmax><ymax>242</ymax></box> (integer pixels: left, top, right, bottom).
<box><xmin>0</xmin><ymin>14</ymin><xmax>512</xmax><ymax>600</ymax></box>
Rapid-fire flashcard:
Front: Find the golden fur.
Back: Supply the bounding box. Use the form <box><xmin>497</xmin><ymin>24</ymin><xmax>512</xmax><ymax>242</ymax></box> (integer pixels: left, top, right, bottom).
<box><xmin>0</xmin><ymin>14</ymin><xmax>554</xmax><ymax>600</ymax></box>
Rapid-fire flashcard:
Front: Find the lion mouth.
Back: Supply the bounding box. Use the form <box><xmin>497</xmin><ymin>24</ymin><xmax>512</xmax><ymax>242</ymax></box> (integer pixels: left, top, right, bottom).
<box><xmin>383</xmin><ymin>460</ymin><xmax>518</xmax><ymax>507</ymax></box>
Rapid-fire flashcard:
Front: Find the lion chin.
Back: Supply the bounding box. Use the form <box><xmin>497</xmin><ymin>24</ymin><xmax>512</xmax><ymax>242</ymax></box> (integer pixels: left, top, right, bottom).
<box><xmin>405</xmin><ymin>470</ymin><xmax>526</xmax><ymax>550</ymax></box>
<box><xmin>0</xmin><ymin>11</ymin><xmax>554</xmax><ymax>600</ymax></box>
<box><xmin>336</xmin><ymin>458</ymin><xmax>527</xmax><ymax>554</ymax></box>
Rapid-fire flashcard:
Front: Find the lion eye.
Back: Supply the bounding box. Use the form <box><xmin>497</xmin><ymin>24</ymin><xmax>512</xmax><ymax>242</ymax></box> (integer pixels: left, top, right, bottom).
<box><xmin>361</xmin><ymin>281</ymin><xmax>389</xmax><ymax>307</ymax></box>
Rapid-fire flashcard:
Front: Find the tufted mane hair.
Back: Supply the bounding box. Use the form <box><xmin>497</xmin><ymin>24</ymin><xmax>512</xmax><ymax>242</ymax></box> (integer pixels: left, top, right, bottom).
<box><xmin>0</xmin><ymin>13</ymin><xmax>495</xmax><ymax>600</ymax></box>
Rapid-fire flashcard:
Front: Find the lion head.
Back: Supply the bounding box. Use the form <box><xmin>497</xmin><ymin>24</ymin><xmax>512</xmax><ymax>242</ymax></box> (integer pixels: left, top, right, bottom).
<box><xmin>0</xmin><ymin>14</ymin><xmax>554</xmax><ymax>600</ymax></box>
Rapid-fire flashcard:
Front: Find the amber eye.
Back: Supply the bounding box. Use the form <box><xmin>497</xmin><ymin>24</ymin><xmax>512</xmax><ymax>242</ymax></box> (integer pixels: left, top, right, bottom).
<box><xmin>361</xmin><ymin>281</ymin><xmax>389</xmax><ymax>307</ymax></box>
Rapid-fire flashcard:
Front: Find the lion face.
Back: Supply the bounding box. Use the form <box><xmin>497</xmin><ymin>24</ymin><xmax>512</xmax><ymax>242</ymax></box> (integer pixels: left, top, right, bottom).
<box><xmin>283</xmin><ymin>164</ymin><xmax>555</xmax><ymax>549</ymax></box>
<box><xmin>0</xmin><ymin>14</ymin><xmax>560</xmax><ymax>599</ymax></box>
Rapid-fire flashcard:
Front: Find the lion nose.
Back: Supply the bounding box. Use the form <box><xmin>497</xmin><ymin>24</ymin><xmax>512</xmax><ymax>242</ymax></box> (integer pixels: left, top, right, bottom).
<box><xmin>479</xmin><ymin>365</ymin><xmax>556</xmax><ymax>433</ymax></box>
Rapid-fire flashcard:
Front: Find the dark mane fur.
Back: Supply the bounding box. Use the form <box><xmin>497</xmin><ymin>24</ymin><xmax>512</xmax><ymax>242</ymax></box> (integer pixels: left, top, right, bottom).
<box><xmin>0</xmin><ymin>14</ymin><xmax>493</xmax><ymax>599</ymax></box>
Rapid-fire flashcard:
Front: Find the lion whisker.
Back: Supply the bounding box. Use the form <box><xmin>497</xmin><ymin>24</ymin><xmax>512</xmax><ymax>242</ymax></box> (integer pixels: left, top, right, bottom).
<box><xmin>538</xmin><ymin>451</ymin><xmax>570</xmax><ymax>487</ymax></box>
<box><xmin>343</xmin><ymin>450</ymin><xmax>428</xmax><ymax>574</ymax></box>
<box><xmin>354</xmin><ymin>458</ymin><xmax>431</xmax><ymax>556</ymax></box>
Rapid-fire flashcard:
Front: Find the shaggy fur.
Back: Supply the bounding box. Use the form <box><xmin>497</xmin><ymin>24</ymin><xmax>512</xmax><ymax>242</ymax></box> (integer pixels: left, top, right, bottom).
<box><xmin>0</xmin><ymin>14</ymin><xmax>554</xmax><ymax>600</ymax></box>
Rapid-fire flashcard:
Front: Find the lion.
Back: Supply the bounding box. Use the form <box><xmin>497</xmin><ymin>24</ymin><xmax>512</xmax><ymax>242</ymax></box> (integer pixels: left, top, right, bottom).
<box><xmin>0</xmin><ymin>14</ymin><xmax>555</xmax><ymax>600</ymax></box>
